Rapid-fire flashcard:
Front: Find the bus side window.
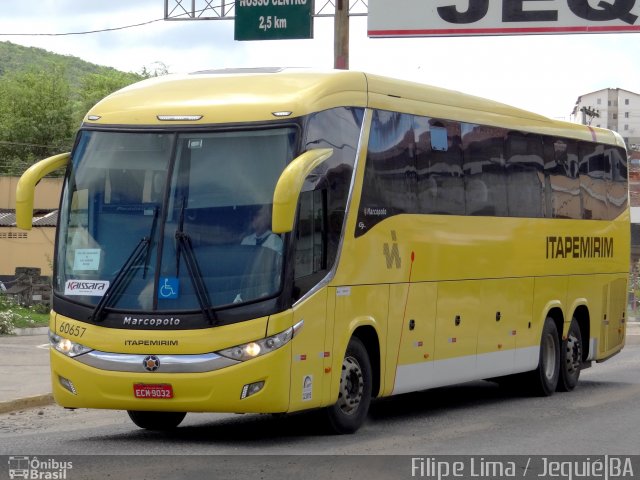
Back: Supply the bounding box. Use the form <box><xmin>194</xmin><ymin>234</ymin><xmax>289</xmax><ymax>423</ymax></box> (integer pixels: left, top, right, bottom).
<box><xmin>547</xmin><ymin>138</ymin><xmax>581</xmax><ymax>219</ymax></box>
<box><xmin>607</xmin><ymin>146</ymin><xmax>628</xmax><ymax>218</ymax></box>
<box><xmin>303</xmin><ymin>107</ymin><xmax>361</xmax><ymax>261</ymax></box>
<box><xmin>505</xmin><ymin>132</ymin><xmax>545</xmax><ymax>218</ymax></box>
<box><xmin>415</xmin><ymin>118</ymin><xmax>464</xmax><ymax>216</ymax></box>
<box><xmin>293</xmin><ymin>189</ymin><xmax>328</xmax><ymax>299</ymax></box>
<box><xmin>462</xmin><ymin>124</ymin><xmax>508</xmax><ymax>216</ymax></box>
<box><xmin>579</xmin><ymin>142</ymin><xmax>607</xmax><ymax>220</ymax></box>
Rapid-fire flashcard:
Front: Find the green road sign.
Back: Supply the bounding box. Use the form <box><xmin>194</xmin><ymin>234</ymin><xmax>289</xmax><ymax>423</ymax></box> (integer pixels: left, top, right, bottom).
<box><xmin>235</xmin><ymin>0</ymin><xmax>314</xmax><ymax>41</ymax></box>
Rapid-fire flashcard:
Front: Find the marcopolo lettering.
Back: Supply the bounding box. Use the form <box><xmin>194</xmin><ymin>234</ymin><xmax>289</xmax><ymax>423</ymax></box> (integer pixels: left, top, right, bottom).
<box><xmin>364</xmin><ymin>207</ymin><xmax>388</xmax><ymax>216</ymax></box>
<box><xmin>546</xmin><ymin>236</ymin><xmax>614</xmax><ymax>259</ymax></box>
<box><xmin>123</xmin><ymin>316</ymin><xmax>181</xmax><ymax>327</ymax></box>
<box><xmin>437</xmin><ymin>0</ymin><xmax>638</xmax><ymax>26</ymax></box>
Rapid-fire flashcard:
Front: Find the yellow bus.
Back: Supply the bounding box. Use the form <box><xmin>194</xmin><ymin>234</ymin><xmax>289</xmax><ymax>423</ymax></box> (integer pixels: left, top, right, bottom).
<box><xmin>16</xmin><ymin>69</ymin><xmax>629</xmax><ymax>434</ymax></box>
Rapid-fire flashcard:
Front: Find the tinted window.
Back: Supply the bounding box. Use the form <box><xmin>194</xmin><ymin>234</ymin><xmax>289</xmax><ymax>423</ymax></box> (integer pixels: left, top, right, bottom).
<box><xmin>579</xmin><ymin>142</ymin><xmax>608</xmax><ymax>220</ymax></box>
<box><xmin>415</xmin><ymin>117</ymin><xmax>464</xmax><ymax>215</ymax></box>
<box><xmin>294</xmin><ymin>189</ymin><xmax>327</xmax><ymax>298</ymax></box>
<box><xmin>607</xmin><ymin>146</ymin><xmax>628</xmax><ymax>218</ymax></box>
<box><xmin>506</xmin><ymin>132</ymin><xmax>545</xmax><ymax>217</ymax></box>
<box><xmin>356</xmin><ymin>110</ymin><xmax>627</xmax><ymax>237</ymax></box>
<box><xmin>462</xmin><ymin>124</ymin><xmax>507</xmax><ymax>216</ymax></box>
<box><xmin>302</xmin><ymin>107</ymin><xmax>363</xmax><ymax>265</ymax></box>
<box><xmin>357</xmin><ymin>110</ymin><xmax>417</xmax><ymax>235</ymax></box>
<box><xmin>547</xmin><ymin>138</ymin><xmax>581</xmax><ymax>219</ymax></box>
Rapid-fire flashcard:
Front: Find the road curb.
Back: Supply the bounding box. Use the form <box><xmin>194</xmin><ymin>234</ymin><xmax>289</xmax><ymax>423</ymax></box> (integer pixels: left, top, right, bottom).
<box><xmin>12</xmin><ymin>327</ymin><xmax>49</xmax><ymax>336</ymax></box>
<box><xmin>0</xmin><ymin>394</ymin><xmax>54</xmax><ymax>414</ymax></box>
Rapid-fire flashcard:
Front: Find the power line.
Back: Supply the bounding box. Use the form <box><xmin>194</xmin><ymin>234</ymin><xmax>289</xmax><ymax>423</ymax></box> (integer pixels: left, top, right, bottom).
<box><xmin>0</xmin><ymin>17</ymin><xmax>166</xmax><ymax>37</ymax></box>
<box><xmin>0</xmin><ymin>6</ymin><xmax>244</xmax><ymax>37</ymax></box>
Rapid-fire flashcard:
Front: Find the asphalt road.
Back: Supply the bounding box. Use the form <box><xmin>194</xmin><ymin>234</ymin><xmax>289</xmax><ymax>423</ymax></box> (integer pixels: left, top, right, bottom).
<box><xmin>1</xmin><ymin>337</ymin><xmax>639</xmax><ymax>479</ymax></box>
<box><xmin>1</xmin><ymin>348</ymin><xmax>639</xmax><ymax>451</ymax></box>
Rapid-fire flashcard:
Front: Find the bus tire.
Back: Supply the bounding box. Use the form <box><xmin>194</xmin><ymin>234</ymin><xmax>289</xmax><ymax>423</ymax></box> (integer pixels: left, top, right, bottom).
<box><xmin>127</xmin><ymin>410</ymin><xmax>186</xmax><ymax>430</ymax></box>
<box><xmin>557</xmin><ymin>318</ymin><xmax>582</xmax><ymax>392</ymax></box>
<box><xmin>528</xmin><ymin>317</ymin><xmax>560</xmax><ymax>396</ymax></box>
<box><xmin>324</xmin><ymin>337</ymin><xmax>372</xmax><ymax>434</ymax></box>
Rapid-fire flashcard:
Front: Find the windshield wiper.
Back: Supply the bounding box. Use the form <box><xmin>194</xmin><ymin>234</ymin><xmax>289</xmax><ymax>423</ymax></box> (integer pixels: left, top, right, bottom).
<box><xmin>89</xmin><ymin>207</ymin><xmax>158</xmax><ymax>323</ymax></box>
<box><xmin>89</xmin><ymin>237</ymin><xmax>149</xmax><ymax>322</ymax></box>
<box><xmin>175</xmin><ymin>199</ymin><xmax>217</xmax><ymax>326</ymax></box>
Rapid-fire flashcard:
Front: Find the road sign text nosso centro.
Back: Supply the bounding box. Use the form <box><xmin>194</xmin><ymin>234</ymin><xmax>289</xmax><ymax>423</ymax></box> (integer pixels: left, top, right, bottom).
<box><xmin>368</xmin><ymin>0</ymin><xmax>640</xmax><ymax>37</ymax></box>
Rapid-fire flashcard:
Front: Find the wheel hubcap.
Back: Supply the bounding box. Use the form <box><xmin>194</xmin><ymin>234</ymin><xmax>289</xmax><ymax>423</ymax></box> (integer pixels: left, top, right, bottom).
<box><xmin>542</xmin><ymin>333</ymin><xmax>556</xmax><ymax>380</ymax></box>
<box><xmin>565</xmin><ymin>334</ymin><xmax>582</xmax><ymax>375</ymax></box>
<box><xmin>337</xmin><ymin>355</ymin><xmax>364</xmax><ymax>415</ymax></box>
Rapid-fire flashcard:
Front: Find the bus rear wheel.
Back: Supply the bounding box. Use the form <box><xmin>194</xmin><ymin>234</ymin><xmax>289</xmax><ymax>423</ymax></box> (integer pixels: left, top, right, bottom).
<box><xmin>324</xmin><ymin>337</ymin><xmax>372</xmax><ymax>434</ymax></box>
<box><xmin>127</xmin><ymin>410</ymin><xmax>186</xmax><ymax>430</ymax></box>
<box><xmin>528</xmin><ymin>317</ymin><xmax>560</xmax><ymax>396</ymax></box>
<box><xmin>557</xmin><ymin>318</ymin><xmax>582</xmax><ymax>392</ymax></box>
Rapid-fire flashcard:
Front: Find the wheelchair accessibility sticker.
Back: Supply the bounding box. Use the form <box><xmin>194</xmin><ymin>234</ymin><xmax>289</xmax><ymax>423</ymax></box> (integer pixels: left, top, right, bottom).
<box><xmin>158</xmin><ymin>277</ymin><xmax>179</xmax><ymax>299</ymax></box>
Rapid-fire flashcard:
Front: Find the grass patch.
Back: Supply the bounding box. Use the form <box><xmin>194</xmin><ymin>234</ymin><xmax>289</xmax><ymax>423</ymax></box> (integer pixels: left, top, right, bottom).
<box><xmin>10</xmin><ymin>305</ymin><xmax>50</xmax><ymax>328</ymax></box>
<box><xmin>0</xmin><ymin>294</ymin><xmax>50</xmax><ymax>334</ymax></box>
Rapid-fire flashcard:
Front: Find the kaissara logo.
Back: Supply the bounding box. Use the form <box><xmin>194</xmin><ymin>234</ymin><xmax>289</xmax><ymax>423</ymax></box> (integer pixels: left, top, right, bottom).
<box><xmin>64</xmin><ymin>280</ymin><xmax>109</xmax><ymax>296</ymax></box>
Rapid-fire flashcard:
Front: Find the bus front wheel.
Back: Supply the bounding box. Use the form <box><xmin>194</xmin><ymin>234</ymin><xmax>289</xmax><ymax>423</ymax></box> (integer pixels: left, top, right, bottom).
<box><xmin>557</xmin><ymin>318</ymin><xmax>582</xmax><ymax>392</ymax></box>
<box><xmin>127</xmin><ymin>410</ymin><xmax>186</xmax><ymax>430</ymax></box>
<box><xmin>324</xmin><ymin>337</ymin><xmax>372</xmax><ymax>434</ymax></box>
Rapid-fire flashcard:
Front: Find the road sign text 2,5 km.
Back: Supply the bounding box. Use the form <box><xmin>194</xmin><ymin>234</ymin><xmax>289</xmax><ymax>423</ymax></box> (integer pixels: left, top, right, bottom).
<box><xmin>368</xmin><ymin>0</ymin><xmax>640</xmax><ymax>37</ymax></box>
<box><xmin>235</xmin><ymin>0</ymin><xmax>313</xmax><ymax>40</ymax></box>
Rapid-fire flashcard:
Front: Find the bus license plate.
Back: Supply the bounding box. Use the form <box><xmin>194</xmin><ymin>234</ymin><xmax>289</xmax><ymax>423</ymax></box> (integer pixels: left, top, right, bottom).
<box><xmin>133</xmin><ymin>383</ymin><xmax>174</xmax><ymax>399</ymax></box>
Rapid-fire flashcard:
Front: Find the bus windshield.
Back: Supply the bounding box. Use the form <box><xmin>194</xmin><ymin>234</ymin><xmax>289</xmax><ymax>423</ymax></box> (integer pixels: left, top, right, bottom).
<box><xmin>56</xmin><ymin>127</ymin><xmax>297</xmax><ymax>313</ymax></box>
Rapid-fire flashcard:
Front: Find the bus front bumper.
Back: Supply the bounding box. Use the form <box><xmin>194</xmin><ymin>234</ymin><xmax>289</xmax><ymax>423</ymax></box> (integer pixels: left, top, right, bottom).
<box><xmin>50</xmin><ymin>344</ymin><xmax>292</xmax><ymax>413</ymax></box>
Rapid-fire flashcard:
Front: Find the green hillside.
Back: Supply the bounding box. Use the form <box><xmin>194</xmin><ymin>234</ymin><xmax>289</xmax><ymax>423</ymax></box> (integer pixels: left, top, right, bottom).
<box><xmin>0</xmin><ymin>41</ymin><xmax>145</xmax><ymax>175</ymax></box>
<box><xmin>0</xmin><ymin>41</ymin><xmax>139</xmax><ymax>89</ymax></box>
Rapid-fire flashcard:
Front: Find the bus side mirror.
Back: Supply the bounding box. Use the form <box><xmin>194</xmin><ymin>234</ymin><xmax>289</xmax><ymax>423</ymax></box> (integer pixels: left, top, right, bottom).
<box><xmin>16</xmin><ymin>152</ymin><xmax>70</xmax><ymax>230</ymax></box>
<box><xmin>272</xmin><ymin>148</ymin><xmax>333</xmax><ymax>234</ymax></box>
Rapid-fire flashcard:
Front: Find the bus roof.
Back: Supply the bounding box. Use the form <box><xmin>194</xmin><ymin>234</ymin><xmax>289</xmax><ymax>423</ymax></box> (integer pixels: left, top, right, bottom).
<box><xmin>84</xmin><ymin>68</ymin><xmax>624</xmax><ymax>148</ymax></box>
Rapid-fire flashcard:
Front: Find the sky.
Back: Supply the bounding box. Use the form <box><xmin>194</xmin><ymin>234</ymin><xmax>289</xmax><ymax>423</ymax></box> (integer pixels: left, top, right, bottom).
<box><xmin>0</xmin><ymin>0</ymin><xmax>639</xmax><ymax>121</ymax></box>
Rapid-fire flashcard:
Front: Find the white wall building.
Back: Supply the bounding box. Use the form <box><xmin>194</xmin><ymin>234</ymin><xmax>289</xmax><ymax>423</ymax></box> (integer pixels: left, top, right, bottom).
<box><xmin>572</xmin><ymin>88</ymin><xmax>640</xmax><ymax>149</ymax></box>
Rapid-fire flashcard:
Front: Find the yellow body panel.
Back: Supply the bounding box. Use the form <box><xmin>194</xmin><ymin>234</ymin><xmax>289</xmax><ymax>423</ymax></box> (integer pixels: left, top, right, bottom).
<box><xmin>85</xmin><ymin>70</ymin><xmax>368</xmax><ymax>126</ymax></box>
<box><xmin>50</xmin><ymin>343</ymin><xmax>291</xmax><ymax>413</ymax></box>
<box><xmin>50</xmin><ymin>310</ymin><xmax>295</xmax><ymax>412</ymax></box>
<box><xmin>434</xmin><ymin>282</ymin><xmax>481</xmax><ymax>362</ymax></box>
<box><xmin>390</xmin><ymin>283</ymin><xmax>437</xmax><ymax>372</ymax></box>
<box><xmin>332</xmin><ymin>285</ymin><xmax>390</xmax><ymax>399</ymax></box>
<box><xmin>288</xmin><ymin>289</ymin><xmax>329</xmax><ymax>412</ymax></box>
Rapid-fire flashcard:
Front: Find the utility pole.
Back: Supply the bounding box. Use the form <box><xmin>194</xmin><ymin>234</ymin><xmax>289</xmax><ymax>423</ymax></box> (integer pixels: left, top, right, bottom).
<box><xmin>334</xmin><ymin>0</ymin><xmax>349</xmax><ymax>69</ymax></box>
<box><xmin>580</xmin><ymin>106</ymin><xmax>600</xmax><ymax>126</ymax></box>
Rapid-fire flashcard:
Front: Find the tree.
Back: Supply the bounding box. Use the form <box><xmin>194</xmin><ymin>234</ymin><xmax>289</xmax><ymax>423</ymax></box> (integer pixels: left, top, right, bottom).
<box><xmin>0</xmin><ymin>63</ymin><xmax>74</xmax><ymax>174</ymax></box>
<box><xmin>139</xmin><ymin>61</ymin><xmax>170</xmax><ymax>79</ymax></box>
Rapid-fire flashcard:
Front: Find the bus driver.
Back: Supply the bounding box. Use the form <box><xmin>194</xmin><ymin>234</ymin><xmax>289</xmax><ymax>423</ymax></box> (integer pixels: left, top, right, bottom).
<box><xmin>241</xmin><ymin>204</ymin><xmax>283</xmax><ymax>254</ymax></box>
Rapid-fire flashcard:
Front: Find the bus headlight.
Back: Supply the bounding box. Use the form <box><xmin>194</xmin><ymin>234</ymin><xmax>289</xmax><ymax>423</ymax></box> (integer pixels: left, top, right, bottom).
<box><xmin>49</xmin><ymin>330</ymin><xmax>93</xmax><ymax>358</ymax></box>
<box><xmin>217</xmin><ymin>321</ymin><xmax>303</xmax><ymax>362</ymax></box>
